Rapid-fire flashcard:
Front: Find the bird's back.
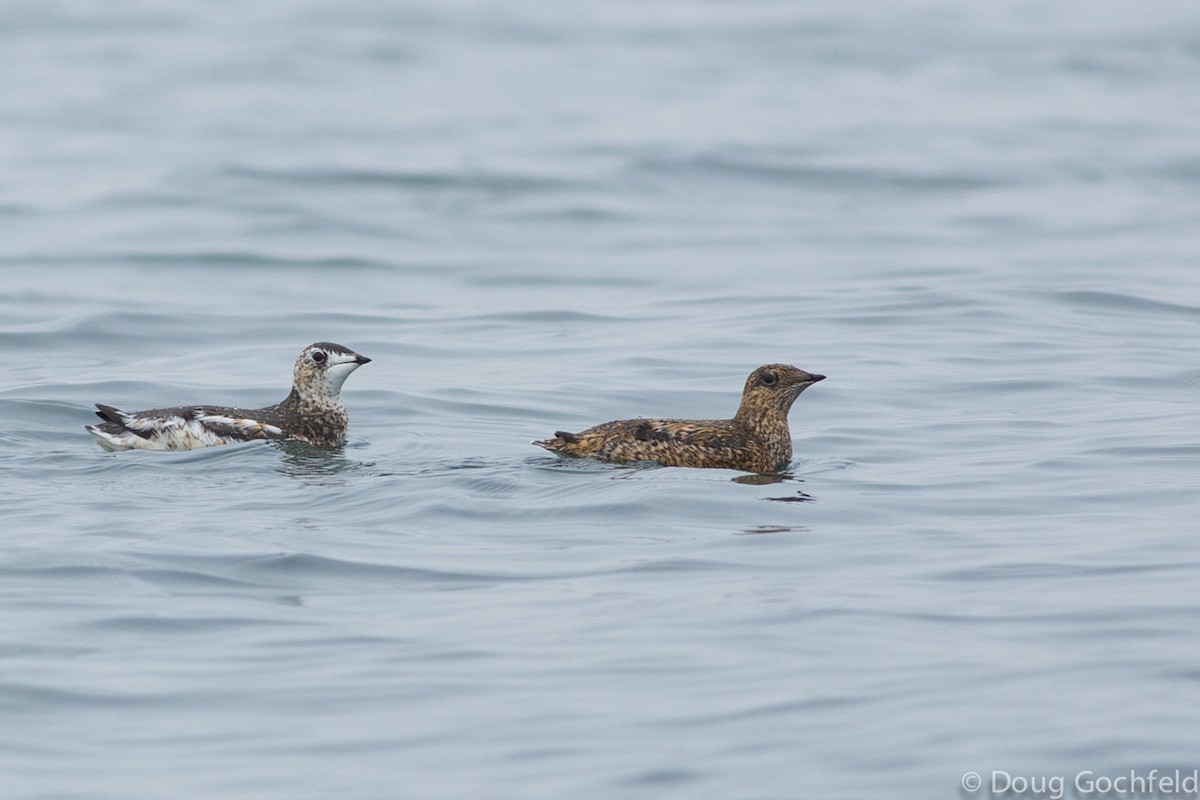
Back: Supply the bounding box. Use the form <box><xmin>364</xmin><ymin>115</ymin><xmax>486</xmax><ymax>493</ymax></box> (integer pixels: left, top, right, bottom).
<box><xmin>86</xmin><ymin>403</ymin><xmax>287</xmax><ymax>451</ymax></box>
<box><xmin>536</xmin><ymin>416</ymin><xmax>791</xmax><ymax>472</ymax></box>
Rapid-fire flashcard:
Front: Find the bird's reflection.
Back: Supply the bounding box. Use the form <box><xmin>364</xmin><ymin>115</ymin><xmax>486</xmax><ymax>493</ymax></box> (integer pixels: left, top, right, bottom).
<box><xmin>731</xmin><ymin>470</ymin><xmax>817</xmax><ymax>502</ymax></box>
<box><xmin>272</xmin><ymin>440</ymin><xmax>372</xmax><ymax>483</ymax></box>
<box><xmin>732</xmin><ymin>472</ymin><xmax>791</xmax><ymax>486</ymax></box>
<box><xmin>763</xmin><ymin>490</ymin><xmax>815</xmax><ymax>503</ymax></box>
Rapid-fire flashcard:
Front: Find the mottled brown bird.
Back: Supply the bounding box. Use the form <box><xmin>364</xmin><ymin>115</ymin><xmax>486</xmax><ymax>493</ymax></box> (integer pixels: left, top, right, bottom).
<box><xmin>534</xmin><ymin>364</ymin><xmax>825</xmax><ymax>473</ymax></box>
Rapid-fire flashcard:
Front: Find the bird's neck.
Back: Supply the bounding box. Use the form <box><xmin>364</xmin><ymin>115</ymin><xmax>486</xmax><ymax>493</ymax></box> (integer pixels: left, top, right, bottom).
<box><xmin>733</xmin><ymin>397</ymin><xmax>791</xmax><ymax>429</ymax></box>
<box><xmin>279</xmin><ymin>386</ymin><xmax>343</xmax><ymax>413</ymax></box>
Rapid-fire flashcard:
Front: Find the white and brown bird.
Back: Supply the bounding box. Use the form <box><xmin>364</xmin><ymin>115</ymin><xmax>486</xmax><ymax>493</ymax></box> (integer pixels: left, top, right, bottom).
<box><xmin>85</xmin><ymin>342</ymin><xmax>370</xmax><ymax>451</ymax></box>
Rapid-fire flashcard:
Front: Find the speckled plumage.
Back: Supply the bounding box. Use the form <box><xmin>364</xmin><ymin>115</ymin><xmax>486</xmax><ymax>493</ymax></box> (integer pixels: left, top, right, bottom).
<box><xmin>85</xmin><ymin>342</ymin><xmax>370</xmax><ymax>451</ymax></box>
<box><xmin>534</xmin><ymin>364</ymin><xmax>825</xmax><ymax>473</ymax></box>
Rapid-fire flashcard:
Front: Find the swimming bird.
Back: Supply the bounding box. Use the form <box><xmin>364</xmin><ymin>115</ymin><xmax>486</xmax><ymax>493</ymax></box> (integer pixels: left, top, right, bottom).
<box><xmin>85</xmin><ymin>342</ymin><xmax>371</xmax><ymax>451</ymax></box>
<box><xmin>534</xmin><ymin>364</ymin><xmax>825</xmax><ymax>473</ymax></box>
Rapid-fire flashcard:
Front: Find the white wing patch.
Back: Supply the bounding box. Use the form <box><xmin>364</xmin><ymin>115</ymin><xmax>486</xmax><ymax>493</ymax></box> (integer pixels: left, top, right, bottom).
<box><xmin>194</xmin><ymin>412</ymin><xmax>284</xmax><ymax>439</ymax></box>
<box><xmin>116</xmin><ymin>409</ymin><xmax>187</xmax><ymax>433</ymax></box>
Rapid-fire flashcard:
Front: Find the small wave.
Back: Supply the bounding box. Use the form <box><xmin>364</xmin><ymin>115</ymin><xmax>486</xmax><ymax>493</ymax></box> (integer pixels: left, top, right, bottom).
<box><xmin>222</xmin><ymin>165</ymin><xmax>587</xmax><ymax>195</ymax></box>
<box><xmin>634</xmin><ymin>150</ymin><xmax>1006</xmax><ymax>193</ymax></box>
<box><xmin>1057</xmin><ymin>290</ymin><xmax>1200</xmax><ymax>318</ymax></box>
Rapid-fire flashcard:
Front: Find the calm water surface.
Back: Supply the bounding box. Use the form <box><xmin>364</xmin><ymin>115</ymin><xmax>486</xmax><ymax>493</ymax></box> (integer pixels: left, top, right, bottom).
<box><xmin>2</xmin><ymin>2</ymin><xmax>1199</xmax><ymax>798</ymax></box>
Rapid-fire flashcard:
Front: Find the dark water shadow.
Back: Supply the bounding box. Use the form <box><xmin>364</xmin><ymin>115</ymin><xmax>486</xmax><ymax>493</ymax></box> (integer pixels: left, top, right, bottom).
<box><xmin>731</xmin><ymin>472</ymin><xmax>791</xmax><ymax>485</ymax></box>
<box><xmin>762</xmin><ymin>489</ymin><xmax>816</xmax><ymax>503</ymax></box>
<box><xmin>736</xmin><ymin>525</ymin><xmax>810</xmax><ymax>535</ymax></box>
<box><xmin>733</xmin><ymin>472</ymin><xmax>816</xmax><ymax>534</ymax></box>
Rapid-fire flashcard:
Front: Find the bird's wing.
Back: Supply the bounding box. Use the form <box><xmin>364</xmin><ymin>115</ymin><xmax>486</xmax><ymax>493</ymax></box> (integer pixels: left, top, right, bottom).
<box><xmin>193</xmin><ymin>410</ymin><xmax>286</xmax><ymax>440</ymax></box>
<box><xmin>93</xmin><ymin>404</ymin><xmax>284</xmax><ymax>442</ymax></box>
<box><xmin>632</xmin><ymin>418</ymin><xmax>739</xmax><ymax>445</ymax></box>
<box><xmin>94</xmin><ymin>404</ymin><xmax>188</xmax><ymax>438</ymax></box>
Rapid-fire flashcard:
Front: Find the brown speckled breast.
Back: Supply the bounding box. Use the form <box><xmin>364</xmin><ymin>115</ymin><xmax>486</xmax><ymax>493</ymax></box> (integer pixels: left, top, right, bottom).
<box><xmin>278</xmin><ymin>400</ymin><xmax>349</xmax><ymax>448</ymax></box>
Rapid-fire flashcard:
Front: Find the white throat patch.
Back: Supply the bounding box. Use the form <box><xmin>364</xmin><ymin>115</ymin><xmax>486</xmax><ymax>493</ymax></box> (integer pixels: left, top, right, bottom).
<box><xmin>322</xmin><ymin>359</ymin><xmax>362</xmax><ymax>396</ymax></box>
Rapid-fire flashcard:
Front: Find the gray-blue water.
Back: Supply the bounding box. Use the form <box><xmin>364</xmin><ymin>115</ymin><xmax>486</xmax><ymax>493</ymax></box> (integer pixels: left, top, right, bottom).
<box><xmin>3</xmin><ymin>3</ymin><xmax>1200</xmax><ymax>798</ymax></box>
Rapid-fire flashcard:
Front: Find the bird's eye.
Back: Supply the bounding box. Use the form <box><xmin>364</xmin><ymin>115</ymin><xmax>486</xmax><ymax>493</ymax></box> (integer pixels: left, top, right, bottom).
<box><xmin>761</xmin><ymin>371</ymin><xmax>778</xmax><ymax>386</ymax></box>
<box><xmin>311</xmin><ymin>350</ymin><xmax>327</xmax><ymax>364</ymax></box>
